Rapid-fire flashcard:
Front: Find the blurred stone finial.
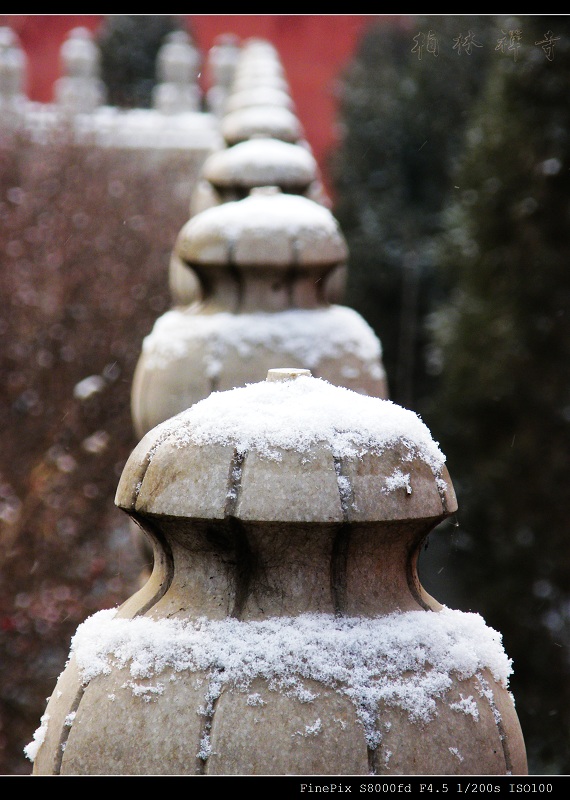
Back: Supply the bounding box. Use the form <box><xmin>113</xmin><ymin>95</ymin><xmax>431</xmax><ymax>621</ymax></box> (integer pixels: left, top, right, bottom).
<box><xmin>152</xmin><ymin>30</ymin><xmax>202</xmax><ymax>114</ymax></box>
<box><xmin>54</xmin><ymin>27</ymin><xmax>106</xmax><ymax>113</ymax></box>
<box><xmin>171</xmin><ymin>137</ymin><xmax>335</xmax><ymax>307</ymax></box>
<box><xmin>132</xmin><ymin>188</ymin><xmax>389</xmax><ymax>438</ymax></box>
<box><xmin>205</xmin><ymin>32</ymin><xmax>241</xmax><ymax>117</ymax></box>
<box><xmin>0</xmin><ymin>26</ymin><xmax>27</xmax><ymax>125</ymax></box>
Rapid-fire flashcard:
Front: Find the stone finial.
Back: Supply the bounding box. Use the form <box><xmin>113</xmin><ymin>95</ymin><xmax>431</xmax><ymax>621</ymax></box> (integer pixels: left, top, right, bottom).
<box><xmin>54</xmin><ymin>27</ymin><xmax>106</xmax><ymax>113</ymax></box>
<box><xmin>156</xmin><ymin>30</ymin><xmax>200</xmax><ymax>84</ymax></box>
<box><xmin>153</xmin><ymin>30</ymin><xmax>201</xmax><ymax>114</ymax></box>
<box><xmin>175</xmin><ymin>189</ymin><xmax>347</xmax><ymax>284</ymax></box>
<box><xmin>28</xmin><ymin>373</ymin><xmax>526</xmax><ymax>776</ymax></box>
<box><xmin>59</xmin><ymin>26</ymin><xmax>101</xmax><ymax>79</ymax></box>
<box><xmin>132</xmin><ymin>191</ymin><xmax>388</xmax><ymax>438</ymax></box>
<box><xmin>205</xmin><ymin>32</ymin><xmax>241</xmax><ymax>116</ymax></box>
<box><xmin>172</xmin><ymin>137</ymin><xmax>333</xmax><ymax>308</ymax></box>
<box><xmin>185</xmin><ymin>138</ymin><xmax>326</xmax><ymax>222</ymax></box>
<box><xmin>0</xmin><ymin>26</ymin><xmax>27</xmax><ymax>122</ymax></box>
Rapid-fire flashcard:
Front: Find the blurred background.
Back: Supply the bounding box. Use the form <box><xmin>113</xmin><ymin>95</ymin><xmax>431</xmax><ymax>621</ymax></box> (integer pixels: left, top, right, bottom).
<box><xmin>1</xmin><ymin>14</ymin><xmax>569</xmax><ymax>775</ymax></box>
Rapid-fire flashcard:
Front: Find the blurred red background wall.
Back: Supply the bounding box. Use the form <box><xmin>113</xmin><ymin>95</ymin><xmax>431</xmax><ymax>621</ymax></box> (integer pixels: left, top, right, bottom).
<box><xmin>0</xmin><ymin>15</ymin><xmax>411</xmax><ymax>193</ymax></box>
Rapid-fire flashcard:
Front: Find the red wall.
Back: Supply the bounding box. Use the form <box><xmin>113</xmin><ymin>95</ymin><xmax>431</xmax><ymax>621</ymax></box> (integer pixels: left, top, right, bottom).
<box><xmin>0</xmin><ymin>15</ymin><xmax>411</xmax><ymax>195</ymax></box>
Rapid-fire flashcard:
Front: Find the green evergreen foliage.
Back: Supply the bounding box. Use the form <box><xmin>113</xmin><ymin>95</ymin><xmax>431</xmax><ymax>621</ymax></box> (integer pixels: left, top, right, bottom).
<box><xmin>96</xmin><ymin>15</ymin><xmax>188</xmax><ymax>108</ymax></box>
<box><xmin>426</xmin><ymin>15</ymin><xmax>570</xmax><ymax>773</ymax></box>
<box><xmin>330</xmin><ymin>15</ymin><xmax>494</xmax><ymax>410</ymax></box>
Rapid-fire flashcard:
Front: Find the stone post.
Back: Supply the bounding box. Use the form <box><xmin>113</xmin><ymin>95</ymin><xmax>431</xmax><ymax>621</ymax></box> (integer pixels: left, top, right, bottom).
<box><xmin>204</xmin><ymin>33</ymin><xmax>241</xmax><ymax>118</ymax></box>
<box><xmin>53</xmin><ymin>27</ymin><xmax>106</xmax><ymax>114</ymax></box>
<box><xmin>152</xmin><ymin>30</ymin><xmax>202</xmax><ymax>114</ymax></box>
<box><xmin>170</xmin><ymin>137</ymin><xmax>334</xmax><ymax>307</ymax></box>
<box><xmin>0</xmin><ymin>26</ymin><xmax>28</xmax><ymax>128</ymax></box>
<box><xmin>27</xmin><ymin>368</ymin><xmax>528</xmax><ymax>775</ymax></box>
<box><xmin>131</xmin><ymin>187</ymin><xmax>388</xmax><ymax>439</ymax></box>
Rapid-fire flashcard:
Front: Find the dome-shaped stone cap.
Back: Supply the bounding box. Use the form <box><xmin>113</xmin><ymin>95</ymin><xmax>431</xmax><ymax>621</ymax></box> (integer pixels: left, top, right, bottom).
<box><xmin>201</xmin><ymin>138</ymin><xmax>318</xmax><ymax>191</ymax></box>
<box><xmin>221</xmin><ymin>104</ymin><xmax>301</xmax><ymax>145</ymax></box>
<box><xmin>116</xmin><ymin>369</ymin><xmax>457</xmax><ymax>524</ymax></box>
<box><xmin>175</xmin><ymin>188</ymin><xmax>348</xmax><ymax>267</ymax></box>
<box><xmin>59</xmin><ymin>27</ymin><xmax>101</xmax><ymax>78</ymax></box>
<box><xmin>224</xmin><ymin>85</ymin><xmax>294</xmax><ymax>114</ymax></box>
<box><xmin>232</xmin><ymin>59</ymin><xmax>286</xmax><ymax>85</ymax></box>
<box><xmin>0</xmin><ymin>26</ymin><xmax>27</xmax><ymax>90</ymax></box>
<box><xmin>156</xmin><ymin>30</ymin><xmax>200</xmax><ymax>83</ymax></box>
<box><xmin>229</xmin><ymin>72</ymin><xmax>290</xmax><ymax>95</ymax></box>
<box><xmin>241</xmin><ymin>37</ymin><xmax>280</xmax><ymax>60</ymax></box>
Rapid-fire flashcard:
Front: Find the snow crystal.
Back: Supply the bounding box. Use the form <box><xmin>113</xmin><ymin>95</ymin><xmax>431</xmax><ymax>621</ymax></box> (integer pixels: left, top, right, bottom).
<box><xmin>30</xmin><ymin>606</ymin><xmax>513</xmax><ymax>754</ymax></box>
<box><xmin>246</xmin><ymin>693</ymin><xmax>265</xmax><ymax>707</ymax></box>
<box><xmin>449</xmin><ymin>694</ymin><xmax>479</xmax><ymax>720</ymax></box>
<box><xmin>197</xmin><ymin>733</ymin><xmax>212</xmax><ymax>761</ymax></box>
<box><xmin>449</xmin><ymin>747</ymin><xmax>464</xmax><ymax>762</ymax></box>
<box><xmin>383</xmin><ymin>468</ymin><xmax>412</xmax><ymax>495</ymax></box>
<box><xmin>147</xmin><ymin>372</ymin><xmax>446</xmax><ymax>475</ymax></box>
<box><xmin>293</xmin><ymin>718</ymin><xmax>322</xmax><ymax>738</ymax></box>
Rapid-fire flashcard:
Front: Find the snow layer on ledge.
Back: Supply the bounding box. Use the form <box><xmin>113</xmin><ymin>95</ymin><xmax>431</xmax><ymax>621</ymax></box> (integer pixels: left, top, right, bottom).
<box><xmin>141</xmin><ymin>305</ymin><xmax>384</xmax><ymax>379</ymax></box>
<box><xmin>25</xmin><ymin>607</ymin><xmax>512</xmax><ymax>760</ymax></box>
<box><xmin>150</xmin><ymin>373</ymin><xmax>445</xmax><ymax>472</ymax></box>
<box><xmin>180</xmin><ymin>190</ymin><xmax>344</xmax><ymax>243</ymax></box>
<box><xmin>22</xmin><ymin>104</ymin><xmax>222</xmax><ymax>150</ymax></box>
<box><xmin>204</xmin><ymin>137</ymin><xmax>317</xmax><ymax>185</ymax></box>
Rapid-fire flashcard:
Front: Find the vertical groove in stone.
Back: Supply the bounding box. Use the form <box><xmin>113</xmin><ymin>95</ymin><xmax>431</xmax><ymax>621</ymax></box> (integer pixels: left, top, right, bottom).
<box><xmin>228</xmin><ymin>239</ymin><xmax>243</xmax><ymax>312</ymax></box>
<box><xmin>331</xmin><ymin>456</ymin><xmax>352</xmax><ymax>615</ymax></box>
<box><xmin>52</xmin><ymin>686</ymin><xmax>85</xmax><ymax>775</ymax></box>
<box><xmin>196</xmin><ymin>684</ymin><xmax>222</xmax><ymax>775</ymax></box>
<box><xmin>436</xmin><ymin>473</ymin><xmax>449</xmax><ymax>515</ymax></box>
<box><xmin>333</xmin><ymin>456</ymin><xmax>353</xmax><ymax>519</ymax></box>
<box><xmin>330</xmin><ymin>524</ymin><xmax>350</xmax><ymax>616</ymax></box>
<box><xmin>288</xmin><ymin>234</ymin><xmax>300</xmax><ymax>306</ymax></box>
<box><xmin>227</xmin><ymin>516</ymin><xmax>256</xmax><ymax>619</ymax></box>
<box><xmin>286</xmin><ymin>265</ymin><xmax>296</xmax><ymax>306</ymax></box>
<box><xmin>224</xmin><ymin>449</ymin><xmax>245</xmax><ymax>518</ymax></box>
<box><xmin>199</xmin><ymin>449</ymin><xmax>253</xmax><ymax>771</ymax></box>
<box><xmin>367</xmin><ymin>746</ymin><xmax>378</xmax><ymax>775</ymax></box>
<box><xmin>476</xmin><ymin>672</ymin><xmax>513</xmax><ymax>774</ymax></box>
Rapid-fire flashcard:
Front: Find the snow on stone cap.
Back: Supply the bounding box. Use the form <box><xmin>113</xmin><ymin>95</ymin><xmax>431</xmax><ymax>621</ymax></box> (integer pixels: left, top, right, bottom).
<box><xmin>221</xmin><ymin>104</ymin><xmax>302</xmax><ymax>144</ymax></box>
<box><xmin>140</xmin><ymin>305</ymin><xmax>383</xmax><ymax>379</ymax></box>
<box><xmin>149</xmin><ymin>370</ymin><xmax>445</xmax><ymax>471</ymax></box>
<box><xmin>176</xmin><ymin>189</ymin><xmax>348</xmax><ymax>266</ymax></box>
<box><xmin>117</xmin><ymin>370</ymin><xmax>454</xmax><ymax>522</ymax></box>
<box><xmin>202</xmin><ymin>137</ymin><xmax>317</xmax><ymax>187</ymax></box>
<box><xmin>23</xmin><ymin>605</ymin><xmax>513</xmax><ymax>761</ymax></box>
<box><xmin>224</xmin><ymin>85</ymin><xmax>295</xmax><ymax>114</ymax></box>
